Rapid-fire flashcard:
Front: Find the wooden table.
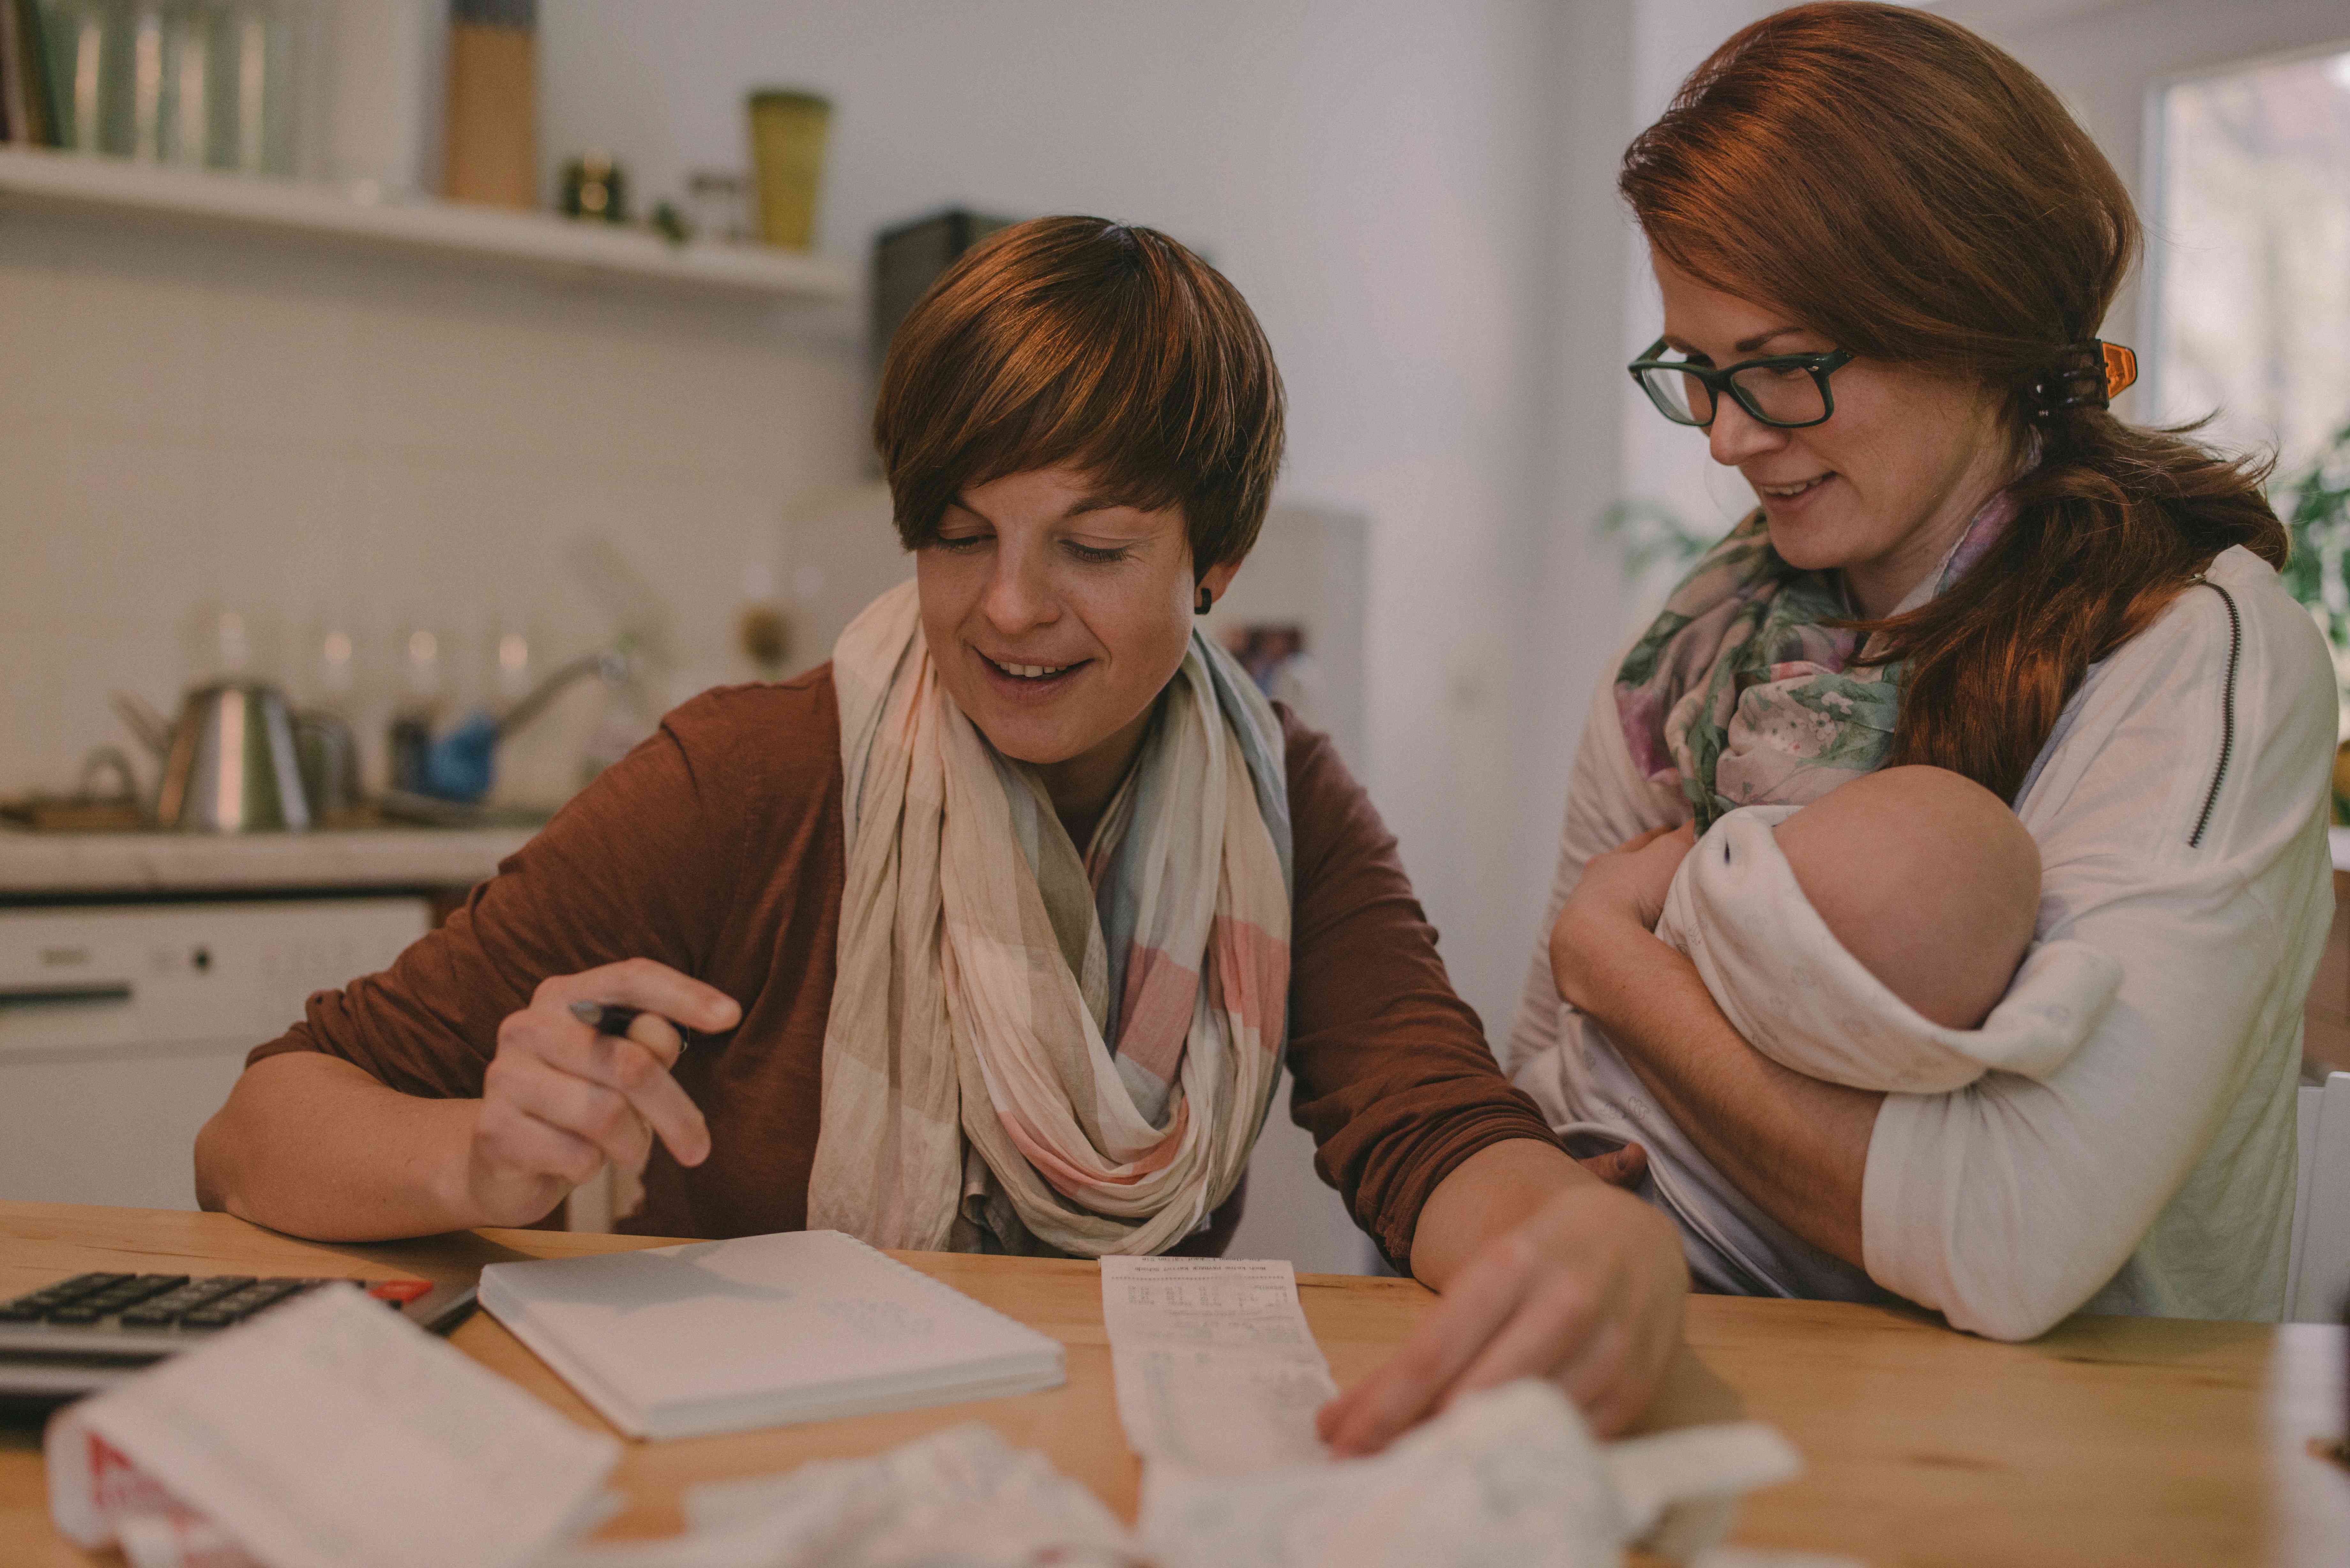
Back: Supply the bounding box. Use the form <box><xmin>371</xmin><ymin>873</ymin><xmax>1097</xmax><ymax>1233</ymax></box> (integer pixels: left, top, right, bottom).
<box><xmin>2</xmin><ymin>1203</ymin><xmax>2343</xmax><ymax>1567</ymax></box>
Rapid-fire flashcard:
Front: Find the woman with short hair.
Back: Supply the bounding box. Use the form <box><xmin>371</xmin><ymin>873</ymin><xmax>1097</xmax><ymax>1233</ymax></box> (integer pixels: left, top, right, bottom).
<box><xmin>200</xmin><ymin>216</ymin><xmax>1687</xmax><ymax>1448</ymax></box>
<box><xmin>1513</xmin><ymin>2</ymin><xmax>2333</xmax><ymax>1338</ymax></box>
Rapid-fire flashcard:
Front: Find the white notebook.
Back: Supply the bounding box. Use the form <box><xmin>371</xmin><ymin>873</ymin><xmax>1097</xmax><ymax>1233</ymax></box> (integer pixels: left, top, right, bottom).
<box><xmin>479</xmin><ymin>1230</ymin><xmax>1067</xmax><ymax>1441</ymax></box>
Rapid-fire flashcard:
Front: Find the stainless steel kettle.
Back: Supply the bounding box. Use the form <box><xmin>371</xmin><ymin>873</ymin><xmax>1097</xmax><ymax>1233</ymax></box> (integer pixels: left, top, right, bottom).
<box><xmin>113</xmin><ymin>682</ymin><xmax>314</xmax><ymax>832</ymax></box>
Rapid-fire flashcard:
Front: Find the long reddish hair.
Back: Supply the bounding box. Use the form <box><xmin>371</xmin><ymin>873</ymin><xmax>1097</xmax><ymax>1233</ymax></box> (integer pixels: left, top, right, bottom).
<box><xmin>1621</xmin><ymin>2</ymin><xmax>2286</xmax><ymax>801</ymax></box>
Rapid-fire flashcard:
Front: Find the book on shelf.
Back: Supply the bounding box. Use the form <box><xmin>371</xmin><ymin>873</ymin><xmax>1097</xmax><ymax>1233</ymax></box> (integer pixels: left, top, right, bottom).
<box><xmin>0</xmin><ymin>0</ymin><xmax>61</xmax><ymax>147</ymax></box>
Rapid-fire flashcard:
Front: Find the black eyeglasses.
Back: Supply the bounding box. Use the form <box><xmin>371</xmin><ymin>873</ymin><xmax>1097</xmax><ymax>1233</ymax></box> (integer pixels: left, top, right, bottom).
<box><xmin>1627</xmin><ymin>337</ymin><xmax>1855</xmax><ymax>430</ymax></box>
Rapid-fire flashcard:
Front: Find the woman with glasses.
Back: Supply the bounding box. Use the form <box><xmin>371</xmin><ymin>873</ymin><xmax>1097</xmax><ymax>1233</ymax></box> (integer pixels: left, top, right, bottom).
<box><xmin>1507</xmin><ymin>2</ymin><xmax>2334</xmax><ymax>1339</ymax></box>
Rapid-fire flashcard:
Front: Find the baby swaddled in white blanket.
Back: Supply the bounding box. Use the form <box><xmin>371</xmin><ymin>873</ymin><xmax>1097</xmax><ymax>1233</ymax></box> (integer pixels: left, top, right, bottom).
<box><xmin>1658</xmin><ymin>768</ymin><xmax>2123</xmax><ymax>1096</ymax></box>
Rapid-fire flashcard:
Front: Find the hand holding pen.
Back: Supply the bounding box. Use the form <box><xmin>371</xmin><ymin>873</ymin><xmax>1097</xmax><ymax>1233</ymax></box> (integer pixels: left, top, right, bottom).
<box><xmin>465</xmin><ymin>960</ymin><xmax>740</xmax><ymax>1226</ymax></box>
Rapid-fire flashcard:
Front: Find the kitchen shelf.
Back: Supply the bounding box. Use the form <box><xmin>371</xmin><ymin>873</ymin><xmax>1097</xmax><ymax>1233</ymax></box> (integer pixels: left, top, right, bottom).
<box><xmin>0</xmin><ymin>145</ymin><xmax>856</xmax><ymax>304</ymax></box>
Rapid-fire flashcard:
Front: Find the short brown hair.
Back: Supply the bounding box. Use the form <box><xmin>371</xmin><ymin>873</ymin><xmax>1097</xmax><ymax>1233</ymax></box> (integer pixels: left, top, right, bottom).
<box><xmin>1623</xmin><ymin>2</ymin><xmax>2282</xmax><ymax>803</ymax></box>
<box><xmin>872</xmin><ymin>216</ymin><xmax>1285</xmax><ymax>575</ymax></box>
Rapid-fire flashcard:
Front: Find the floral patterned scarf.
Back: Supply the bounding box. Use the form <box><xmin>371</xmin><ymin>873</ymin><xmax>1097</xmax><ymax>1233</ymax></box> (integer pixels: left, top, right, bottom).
<box><xmin>1617</xmin><ymin>495</ymin><xmax>2011</xmax><ymax>830</ymax></box>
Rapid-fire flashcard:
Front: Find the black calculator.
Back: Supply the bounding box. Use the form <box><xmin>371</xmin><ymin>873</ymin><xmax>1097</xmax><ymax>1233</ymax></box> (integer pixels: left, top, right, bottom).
<box><xmin>0</xmin><ymin>1271</ymin><xmax>478</xmax><ymax>1410</ymax></box>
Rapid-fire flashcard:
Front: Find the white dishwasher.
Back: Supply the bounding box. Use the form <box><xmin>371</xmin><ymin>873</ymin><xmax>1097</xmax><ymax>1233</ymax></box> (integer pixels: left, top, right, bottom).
<box><xmin>0</xmin><ymin>898</ymin><xmax>430</xmax><ymax>1209</ymax></box>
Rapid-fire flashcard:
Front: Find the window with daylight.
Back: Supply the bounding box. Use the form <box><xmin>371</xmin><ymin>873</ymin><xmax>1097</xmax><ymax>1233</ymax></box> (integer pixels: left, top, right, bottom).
<box><xmin>2155</xmin><ymin>43</ymin><xmax>2350</xmax><ymax>731</ymax></box>
<box><xmin>2154</xmin><ymin>43</ymin><xmax>2350</xmax><ymax>474</ymax></box>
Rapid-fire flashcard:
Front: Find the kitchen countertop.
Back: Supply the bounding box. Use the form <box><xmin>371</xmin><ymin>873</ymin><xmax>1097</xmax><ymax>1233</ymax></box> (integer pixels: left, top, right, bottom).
<box><xmin>0</xmin><ymin>825</ymin><xmax>536</xmax><ymax>896</ymax></box>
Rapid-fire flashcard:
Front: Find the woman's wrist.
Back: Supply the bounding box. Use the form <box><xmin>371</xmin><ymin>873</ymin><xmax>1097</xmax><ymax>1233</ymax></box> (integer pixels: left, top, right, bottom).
<box><xmin>1411</xmin><ymin>1138</ymin><xmax>1604</xmax><ymax>1287</ymax></box>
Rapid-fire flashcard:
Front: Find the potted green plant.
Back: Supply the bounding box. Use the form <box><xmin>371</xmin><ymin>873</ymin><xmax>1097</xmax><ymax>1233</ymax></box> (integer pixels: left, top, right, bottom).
<box><xmin>2274</xmin><ymin>419</ymin><xmax>2350</xmax><ymax>821</ymax></box>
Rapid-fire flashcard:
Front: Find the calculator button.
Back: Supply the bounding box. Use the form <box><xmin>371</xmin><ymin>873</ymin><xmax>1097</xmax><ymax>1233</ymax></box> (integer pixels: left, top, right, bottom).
<box><xmin>84</xmin><ymin>1277</ymin><xmax>181</xmax><ymax>1313</ymax></box>
<box><xmin>9</xmin><ymin>1270</ymin><xmax>338</xmax><ymax>1334</ymax></box>
<box><xmin>174</xmin><ymin>1278</ymin><xmax>254</xmax><ymax>1307</ymax></box>
<box><xmin>16</xmin><ymin>1273</ymin><xmax>127</xmax><ymax>1310</ymax></box>
<box><xmin>114</xmin><ymin>1278</ymin><xmax>248</xmax><ymax>1325</ymax></box>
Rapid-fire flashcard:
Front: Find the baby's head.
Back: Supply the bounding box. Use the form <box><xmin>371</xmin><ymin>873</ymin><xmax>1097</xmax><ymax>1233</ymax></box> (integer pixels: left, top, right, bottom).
<box><xmin>1772</xmin><ymin>766</ymin><xmax>2040</xmax><ymax>1030</ymax></box>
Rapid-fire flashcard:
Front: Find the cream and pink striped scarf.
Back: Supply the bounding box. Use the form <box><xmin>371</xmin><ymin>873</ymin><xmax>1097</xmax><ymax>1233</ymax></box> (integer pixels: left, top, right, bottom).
<box><xmin>806</xmin><ymin>581</ymin><xmax>1293</xmax><ymax>1256</ymax></box>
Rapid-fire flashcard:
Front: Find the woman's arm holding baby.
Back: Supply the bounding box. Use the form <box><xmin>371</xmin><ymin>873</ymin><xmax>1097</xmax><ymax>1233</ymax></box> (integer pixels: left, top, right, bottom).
<box><xmin>1549</xmin><ymin>827</ymin><xmax>1882</xmax><ymax>1268</ymax></box>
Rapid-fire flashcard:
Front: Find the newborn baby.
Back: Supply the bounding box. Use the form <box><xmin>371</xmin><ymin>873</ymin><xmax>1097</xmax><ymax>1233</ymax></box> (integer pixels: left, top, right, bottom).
<box><xmin>1656</xmin><ymin>766</ymin><xmax>2121</xmax><ymax>1094</ymax></box>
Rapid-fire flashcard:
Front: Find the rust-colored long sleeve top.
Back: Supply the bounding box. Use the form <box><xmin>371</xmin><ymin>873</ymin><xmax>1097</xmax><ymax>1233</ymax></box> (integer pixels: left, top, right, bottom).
<box><xmin>251</xmin><ymin>667</ymin><xmax>1561</xmax><ymax>1265</ymax></box>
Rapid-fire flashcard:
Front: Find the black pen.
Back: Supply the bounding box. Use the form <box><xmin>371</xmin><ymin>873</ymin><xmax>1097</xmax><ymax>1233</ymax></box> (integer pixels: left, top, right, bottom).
<box><xmin>568</xmin><ymin>999</ymin><xmax>647</xmax><ymax>1037</ymax></box>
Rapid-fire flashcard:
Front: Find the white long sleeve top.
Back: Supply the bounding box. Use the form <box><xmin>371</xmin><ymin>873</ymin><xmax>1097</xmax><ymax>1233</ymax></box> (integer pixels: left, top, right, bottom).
<box><xmin>1507</xmin><ymin>545</ymin><xmax>2337</xmax><ymax>1338</ymax></box>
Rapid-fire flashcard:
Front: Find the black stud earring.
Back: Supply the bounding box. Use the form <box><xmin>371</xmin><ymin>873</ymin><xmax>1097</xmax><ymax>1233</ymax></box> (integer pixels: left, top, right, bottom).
<box><xmin>1194</xmin><ymin>584</ymin><xmax>1214</xmax><ymax>616</ymax></box>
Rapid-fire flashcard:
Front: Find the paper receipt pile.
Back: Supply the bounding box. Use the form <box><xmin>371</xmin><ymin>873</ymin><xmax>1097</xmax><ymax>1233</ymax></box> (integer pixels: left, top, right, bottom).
<box><xmin>1099</xmin><ymin>1255</ymin><xmax>1809</xmax><ymax>1568</ymax></box>
<box><xmin>47</xmin><ymin>1283</ymin><xmax>619</xmax><ymax>1568</ymax></box>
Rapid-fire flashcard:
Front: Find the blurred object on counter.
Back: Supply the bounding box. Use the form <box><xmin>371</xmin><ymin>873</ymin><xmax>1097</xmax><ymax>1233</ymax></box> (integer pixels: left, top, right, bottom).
<box><xmin>560</xmin><ymin>147</ymin><xmax>624</xmax><ymax>222</ymax></box>
<box><xmin>2</xmin><ymin>0</ymin><xmax>63</xmax><ymax>145</ymax></box>
<box><xmin>294</xmin><ymin>707</ymin><xmax>360</xmax><ymax>818</ymax></box>
<box><xmin>872</xmin><ymin>208</ymin><xmax>1013</xmax><ymax>373</ymax></box>
<box><xmin>736</xmin><ymin>601</ymin><xmax>790</xmax><ymax>676</ymax></box>
<box><xmin>735</xmin><ymin>556</ymin><xmax>790</xmax><ymax>677</ymax></box>
<box><xmin>746</xmin><ymin>87</ymin><xmax>827</xmax><ymax>251</ymax></box>
<box><xmin>441</xmin><ymin>0</ymin><xmax>534</xmax><ymax>208</ymax></box>
<box><xmin>402</xmin><ymin>646</ymin><xmax>629</xmax><ymax>804</ymax></box>
<box><xmin>0</xmin><ymin>747</ymin><xmax>144</xmax><ymax>831</ymax></box>
<box><xmin>114</xmin><ymin>681</ymin><xmax>312</xmax><ymax>833</ymax></box>
<box><xmin>685</xmin><ymin>167</ymin><xmax>748</xmax><ymax>242</ymax></box>
<box><xmin>649</xmin><ymin>198</ymin><xmax>684</xmax><ymax>243</ymax></box>
<box><xmin>32</xmin><ymin>0</ymin><xmax>301</xmax><ymax>172</ymax></box>
<box><xmin>388</xmin><ymin>620</ymin><xmax>446</xmax><ymax>798</ymax></box>
<box><xmin>1221</xmin><ymin>623</ymin><xmax>1319</xmax><ymax>720</ymax></box>
<box><xmin>388</xmin><ymin>710</ymin><xmax>429</xmax><ymax>796</ymax></box>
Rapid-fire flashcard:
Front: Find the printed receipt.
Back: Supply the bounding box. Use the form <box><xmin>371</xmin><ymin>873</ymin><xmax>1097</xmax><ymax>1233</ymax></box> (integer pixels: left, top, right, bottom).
<box><xmin>47</xmin><ymin>1283</ymin><xmax>618</xmax><ymax>1568</ymax></box>
<box><xmin>1098</xmin><ymin>1256</ymin><xmax>1339</xmax><ymax>1474</ymax></box>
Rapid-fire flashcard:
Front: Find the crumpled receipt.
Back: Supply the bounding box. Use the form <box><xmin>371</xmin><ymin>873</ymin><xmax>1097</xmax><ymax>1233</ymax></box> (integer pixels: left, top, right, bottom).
<box><xmin>532</xmin><ymin>1382</ymin><xmax>1804</xmax><ymax>1568</ymax></box>
<box><xmin>1141</xmin><ymin>1379</ymin><xmax>1802</xmax><ymax>1568</ymax></box>
<box><xmin>48</xmin><ymin>1283</ymin><xmax>620</xmax><ymax>1568</ymax></box>
<box><xmin>535</xmin><ymin>1423</ymin><xmax>1133</xmax><ymax>1568</ymax></box>
<box><xmin>1097</xmin><ymin>1255</ymin><xmax>1337</xmax><ymax>1473</ymax></box>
